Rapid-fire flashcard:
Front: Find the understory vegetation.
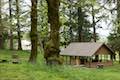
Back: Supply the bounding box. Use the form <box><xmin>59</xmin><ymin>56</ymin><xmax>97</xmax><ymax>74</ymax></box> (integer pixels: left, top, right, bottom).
<box><xmin>0</xmin><ymin>50</ymin><xmax>120</xmax><ymax>80</ymax></box>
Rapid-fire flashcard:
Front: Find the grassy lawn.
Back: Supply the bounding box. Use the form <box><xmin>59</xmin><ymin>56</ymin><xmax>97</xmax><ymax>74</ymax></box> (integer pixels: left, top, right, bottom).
<box><xmin>0</xmin><ymin>50</ymin><xmax>120</xmax><ymax>80</ymax></box>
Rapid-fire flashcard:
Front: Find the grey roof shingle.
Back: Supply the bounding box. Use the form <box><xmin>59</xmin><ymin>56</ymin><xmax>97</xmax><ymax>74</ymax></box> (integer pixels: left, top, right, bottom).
<box><xmin>60</xmin><ymin>42</ymin><xmax>112</xmax><ymax>56</ymax></box>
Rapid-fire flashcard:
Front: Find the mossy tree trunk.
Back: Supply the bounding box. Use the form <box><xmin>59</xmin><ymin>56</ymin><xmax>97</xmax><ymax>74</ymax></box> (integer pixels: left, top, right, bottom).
<box><xmin>16</xmin><ymin>0</ymin><xmax>22</xmax><ymax>50</ymax></box>
<box><xmin>0</xmin><ymin>0</ymin><xmax>4</xmax><ymax>49</ymax></box>
<box><xmin>44</xmin><ymin>0</ymin><xmax>61</xmax><ymax>65</ymax></box>
<box><xmin>117</xmin><ymin>0</ymin><xmax>120</xmax><ymax>33</ymax></box>
<box><xmin>9</xmin><ymin>0</ymin><xmax>14</xmax><ymax>50</ymax></box>
<box><xmin>117</xmin><ymin>0</ymin><xmax>120</xmax><ymax>64</ymax></box>
<box><xmin>29</xmin><ymin>0</ymin><xmax>38</xmax><ymax>64</ymax></box>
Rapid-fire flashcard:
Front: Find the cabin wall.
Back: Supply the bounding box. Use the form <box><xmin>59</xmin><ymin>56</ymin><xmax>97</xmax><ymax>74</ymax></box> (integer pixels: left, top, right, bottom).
<box><xmin>64</xmin><ymin>56</ymin><xmax>113</xmax><ymax>68</ymax></box>
<box><xmin>62</xmin><ymin>45</ymin><xmax>114</xmax><ymax>67</ymax></box>
<box><xmin>85</xmin><ymin>61</ymin><xmax>113</xmax><ymax>68</ymax></box>
<box><xmin>70</xmin><ymin>56</ymin><xmax>76</xmax><ymax>65</ymax></box>
<box><xmin>95</xmin><ymin>45</ymin><xmax>112</xmax><ymax>55</ymax></box>
<box><xmin>70</xmin><ymin>56</ymin><xmax>81</xmax><ymax>65</ymax></box>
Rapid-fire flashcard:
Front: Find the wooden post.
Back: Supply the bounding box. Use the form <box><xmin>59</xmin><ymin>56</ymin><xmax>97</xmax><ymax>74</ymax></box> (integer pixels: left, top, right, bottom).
<box><xmin>88</xmin><ymin>57</ymin><xmax>92</xmax><ymax>68</ymax></box>
<box><xmin>76</xmin><ymin>56</ymin><xmax>80</xmax><ymax>65</ymax></box>
<box><xmin>75</xmin><ymin>56</ymin><xmax>76</xmax><ymax>65</ymax></box>
<box><xmin>110</xmin><ymin>54</ymin><xmax>114</xmax><ymax>65</ymax></box>
<box><xmin>79</xmin><ymin>56</ymin><xmax>81</xmax><ymax>64</ymax></box>
<box><xmin>101</xmin><ymin>55</ymin><xmax>103</xmax><ymax>62</ymax></box>
<box><xmin>66</xmin><ymin>56</ymin><xmax>67</xmax><ymax>64</ymax></box>
<box><xmin>69</xmin><ymin>56</ymin><xmax>71</xmax><ymax>65</ymax></box>
<box><xmin>84</xmin><ymin>57</ymin><xmax>86</xmax><ymax>64</ymax></box>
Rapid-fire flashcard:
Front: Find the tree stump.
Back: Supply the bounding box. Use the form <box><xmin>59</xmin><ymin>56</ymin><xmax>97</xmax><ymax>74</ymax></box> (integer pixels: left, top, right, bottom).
<box><xmin>12</xmin><ymin>54</ymin><xmax>19</xmax><ymax>64</ymax></box>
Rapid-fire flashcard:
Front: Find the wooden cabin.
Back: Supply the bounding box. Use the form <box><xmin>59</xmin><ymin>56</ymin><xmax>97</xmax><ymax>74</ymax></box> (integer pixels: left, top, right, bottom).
<box><xmin>60</xmin><ymin>42</ymin><xmax>115</xmax><ymax>68</ymax></box>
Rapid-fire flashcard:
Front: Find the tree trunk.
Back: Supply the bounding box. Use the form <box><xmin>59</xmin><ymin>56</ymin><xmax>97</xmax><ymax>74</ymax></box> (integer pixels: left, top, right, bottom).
<box><xmin>117</xmin><ymin>0</ymin><xmax>120</xmax><ymax>64</ymax></box>
<box><xmin>29</xmin><ymin>0</ymin><xmax>38</xmax><ymax>64</ymax></box>
<box><xmin>69</xmin><ymin>0</ymin><xmax>73</xmax><ymax>42</ymax></box>
<box><xmin>78</xmin><ymin>7</ymin><xmax>83</xmax><ymax>42</ymax></box>
<box><xmin>16</xmin><ymin>0</ymin><xmax>22</xmax><ymax>50</ymax></box>
<box><xmin>117</xmin><ymin>0</ymin><xmax>120</xmax><ymax>22</ymax></box>
<box><xmin>9</xmin><ymin>0</ymin><xmax>14</xmax><ymax>50</ymax></box>
<box><xmin>117</xmin><ymin>0</ymin><xmax>120</xmax><ymax>34</ymax></box>
<box><xmin>44</xmin><ymin>0</ymin><xmax>61</xmax><ymax>65</ymax></box>
<box><xmin>91</xmin><ymin>5</ymin><xmax>99</xmax><ymax>60</ymax></box>
<box><xmin>118</xmin><ymin>52</ymin><xmax>120</xmax><ymax>64</ymax></box>
<box><xmin>92</xmin><ymin>5</ymin><xmax>96</xmax><ymax>42</ymax></box>
<box><xmin>0</xmin><ymin>0</ymin><xmax>4</xmax><ymax>49</ymax></box>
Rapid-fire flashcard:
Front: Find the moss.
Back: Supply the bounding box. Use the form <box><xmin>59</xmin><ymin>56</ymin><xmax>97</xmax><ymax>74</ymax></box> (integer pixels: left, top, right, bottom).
<box><xmin>47</xmin><ymin>56</ymin><xmax>63</xmax><ymax>65</ymax></box>
<box><xmin>44</xmin><ymin>40</ymin><xmax>62</xmax><ymax>65</ymax></box>
<box><xmin>44</xmin><ymin>40</ymin><xmax>59</xmax><ymax>58</ymax></box>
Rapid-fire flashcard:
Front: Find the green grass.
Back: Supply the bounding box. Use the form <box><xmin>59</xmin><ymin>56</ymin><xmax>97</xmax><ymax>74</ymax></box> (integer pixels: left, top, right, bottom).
<box><xmin>0</xmin><ymin>50</ymin><xmax>120</xmax><ymax>80</ymax></box>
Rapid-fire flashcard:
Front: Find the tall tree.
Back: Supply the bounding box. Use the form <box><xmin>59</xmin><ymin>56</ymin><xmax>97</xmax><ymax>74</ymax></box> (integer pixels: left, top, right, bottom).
<box><xmin>78</xmin><ymin>7</ymin><xmax>83</xmax><ymax>42</ymax></box>
<box><xmin>107</xmin><ymin>0</ymin><xmax>120</xmax><ymax>62</ymax></box>
<box><xmin>117</xmin><ymin>0</ymin><xmax>120</xmax><ymax>34</ymax></box>
<box><xmin>16</xmin><ymin>0</ymin><xmax>22</xmax><ymax>50</ymax></box>
<box><xmin>44</xmin><ymin>0</ymin><xmax>61</xmax><ymax>64</ymax></box>
<box><xmin>91</xmin><ymin>5</ymin><xmax>96</xmax><ymax>42</ymax></box>
<box><xmin>9</xmin><ymin>0</ymin><xmax>14</xmax><ymax>50</ymax></box>
<box><xmin>85</xmin><ymin>1</ymin><xmax>107</xmax><ymax>42</ymax></box>
<box><xmin>29</xmin><ymin>0</ymin><xmax>38</xmax><ymax>63</ymax></box>
<box><xmin>68</xmin><ymin>0</ymin><xmax>73</xmax><ymax>42</ymax></box>
<box><xmin>91</xmin><ymin>4</ymin><xmax>101</xmax><ymax>42</ymax></box>
<box><xmin>77</xmin><ymin>6</ymin><xmax>93</xmax><ymax>42</ymax></box>
<box><xmin>0</xmin><ymin>0</ymin><xmax>4</xmax><ymax>49</ymax></box>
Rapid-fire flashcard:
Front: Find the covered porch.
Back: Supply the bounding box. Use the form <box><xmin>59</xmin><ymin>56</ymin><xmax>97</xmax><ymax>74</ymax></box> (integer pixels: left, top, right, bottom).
<box><xmin>63</xmin><ymin>54</ymin><xmax>114</xmax><ymax>68</ymax></box>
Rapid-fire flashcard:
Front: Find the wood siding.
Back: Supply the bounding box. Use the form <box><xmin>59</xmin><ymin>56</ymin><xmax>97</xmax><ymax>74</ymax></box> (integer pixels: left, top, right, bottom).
<box><xmin>85</xmin><ymin>61</ymin><xmax>113</xmax><ymax>68</ymax></box>
<box><xmin>95</xmin><ymin>45</ymin><xmax>112</xmax><ymax>55</ymax></box>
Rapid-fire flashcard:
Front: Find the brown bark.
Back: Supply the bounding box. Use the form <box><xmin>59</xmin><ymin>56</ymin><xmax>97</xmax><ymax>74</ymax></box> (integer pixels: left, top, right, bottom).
<box><xmin>78</xmin><ymin>7</ymin><xmax>83</xmax><ymax>42</ymax></box>
<box><xmin>117</xmin><ymin>0</ymin><xmax>120</xmax><ymax>64</ymax></box>
<box><xmin>9</xmin><ymin>0</ymin><xmax>14</xmax><ymax>50</ymax></box>
<box><xmin>117</xmin><ymin>0</ymin><xmax>120</xmax><ymax>33</ymax></box>
<box><xmin>91</xmin><ymin>5</ymin><xmax>99</xmax><ymax>60</ymax></box>
<box><xmin>16</xmin><ymin>0</ymin><xmax>22</xmax><ymax>50</ymax></box>
<box><xmin>117</xmin><ymin>0</ymin><xmax>120</xmax><ymax>21</ymax></box>
<box><xmin>44</xmin><ymin>0</ymin><xmax>61</xmax><ymax>64</ymax></box>
<box><xmin>92</xmin><ymin>5</ymin><xmax>96</xmax><ymax>42</ymax></box>
<box><xmin>0</xmin><ymin>0</ymin><xmax>4</xmax><ymax>49</ymax></box>
<box><xmin>69</xmin><ymin>0</ymin><xmax>73</xmax><ymax>42</ymax></box>
<box><xmin>29</xmin><ymin>0</ymin><xmax>38</xmax><ymax>64</ymax></box>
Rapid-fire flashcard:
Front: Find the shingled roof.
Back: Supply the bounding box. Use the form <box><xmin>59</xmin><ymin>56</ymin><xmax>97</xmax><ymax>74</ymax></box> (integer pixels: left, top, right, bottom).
<box><xmin>60</xmin><ymin>42</ymin><xmax>114</xmax><ymax>57</ymax></box>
